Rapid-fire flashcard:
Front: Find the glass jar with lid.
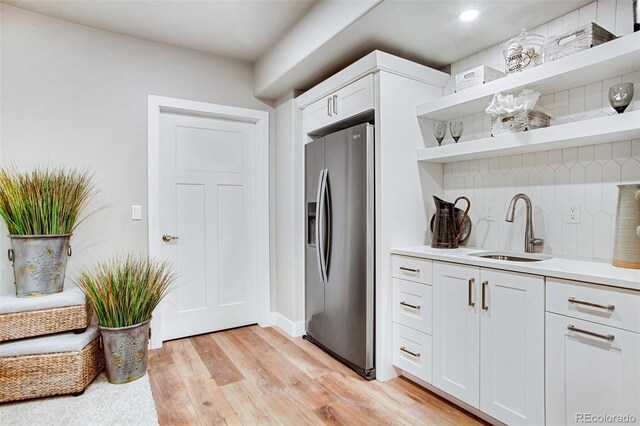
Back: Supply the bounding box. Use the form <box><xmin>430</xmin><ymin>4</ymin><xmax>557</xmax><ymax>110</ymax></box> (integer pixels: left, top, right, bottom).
<box><xmin>502</xmin><ymin>29</ymin><xmax>545</xmax><ymax>73</ymax></box>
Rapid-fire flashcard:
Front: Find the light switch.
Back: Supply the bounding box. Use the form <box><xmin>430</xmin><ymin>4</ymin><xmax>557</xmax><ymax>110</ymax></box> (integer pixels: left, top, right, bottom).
<box><xmin>131</xmin><ymin>205</ymin><xmax>142</xmax><ymax>220</ymax></box>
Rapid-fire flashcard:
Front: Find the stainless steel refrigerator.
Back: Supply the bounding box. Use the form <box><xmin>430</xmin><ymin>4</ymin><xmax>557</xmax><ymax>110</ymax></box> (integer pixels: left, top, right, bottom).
<box><xmin>304</xmin><ymin>123</ymin><xmax>375</xmax><ymax>380</ymax></box>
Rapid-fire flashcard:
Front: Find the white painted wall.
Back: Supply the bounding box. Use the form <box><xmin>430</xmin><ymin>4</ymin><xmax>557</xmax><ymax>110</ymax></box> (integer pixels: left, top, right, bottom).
<box><xmin>440</xmin><ymin>0</ymin><xmax>638</xmax><ymax>261</ymax></box>
<box><xmin>0</xmin><ymin>5</ymin><xmax>274</xmax><ymax>296</ymax></box>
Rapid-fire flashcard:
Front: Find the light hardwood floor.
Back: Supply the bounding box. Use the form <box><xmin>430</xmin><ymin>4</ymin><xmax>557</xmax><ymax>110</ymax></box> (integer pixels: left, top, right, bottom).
<box><xmin>148</xmin><ymin>325</ymin><xmax>486</xmax><ymax>425</ymax></box>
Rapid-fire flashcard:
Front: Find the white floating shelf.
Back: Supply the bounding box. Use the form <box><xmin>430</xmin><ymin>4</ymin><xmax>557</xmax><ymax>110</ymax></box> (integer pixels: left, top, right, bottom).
<box><xmin>417</xmin><ymin>32</ymin><xmax>640</xmax><ymax>121</ymax></box>
<box><xmin>416</xmin><ymin>110</ymin><xmax>640</xmax><ymax>163</ymax></box>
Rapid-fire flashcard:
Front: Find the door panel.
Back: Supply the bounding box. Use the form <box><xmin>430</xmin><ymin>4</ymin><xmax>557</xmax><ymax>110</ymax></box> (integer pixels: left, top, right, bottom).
<box><xmin>433</xmin><ymin>261</ymin><xmax>480</xmax><ymax>408</ymax></box>
<box><xmin>323</xmin><ymin>124</ymin><xmax>371</xmax><ymax>369</ymax></box>
<box><xmin>160</xmin><ymin>113</ymin><xmax>258</xmax><ymax>341</ymax></box>
<box><xmin>546</xmin><ymin>313</ymin><xmax>640</xmax><ymax>425</ymax></box>
<box><xmin>305</xmin><ymin>138</ymin><xmax>325</xmax><ymax>343</ymax></box>
<box><xmin>175</xmin><ymin>184</ymin><xmax>207</xmax><ymax>312</ymax></box>
<box><xmin>480</xmin><ymin>269</ymin><xmax>544</xmax><ymax>426</ymax></box>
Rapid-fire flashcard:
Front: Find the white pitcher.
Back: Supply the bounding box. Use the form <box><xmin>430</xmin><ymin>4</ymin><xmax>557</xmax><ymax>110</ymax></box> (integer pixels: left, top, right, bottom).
<box><xmin>612</xmin><ymin>183</ymin><xmax>640</xmax><ymax>269</ymax></box>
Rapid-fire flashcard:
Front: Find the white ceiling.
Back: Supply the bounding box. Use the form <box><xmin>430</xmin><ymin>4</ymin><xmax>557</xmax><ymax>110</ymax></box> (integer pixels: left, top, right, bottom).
<box><xmin>2</xmin><ymin>0</ymin><xmax>317</xmax><ymax>62</ymax></box>
<box><xmin>256</xmin><ymin>0</ymin><xmax>591</xmax><ymax>98</ymax></box>
<box><xmin>3</xmin><ymin>0</ymin><xmax>591</xmax><ymax>99</ymax></box>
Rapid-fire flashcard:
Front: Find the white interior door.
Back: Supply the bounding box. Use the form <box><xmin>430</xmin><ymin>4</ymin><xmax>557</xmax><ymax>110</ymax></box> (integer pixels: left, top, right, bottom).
<box><xmin>159</xmin><ymin>112</ymin><xmax>258</xmax><ymax>341</ymax></box>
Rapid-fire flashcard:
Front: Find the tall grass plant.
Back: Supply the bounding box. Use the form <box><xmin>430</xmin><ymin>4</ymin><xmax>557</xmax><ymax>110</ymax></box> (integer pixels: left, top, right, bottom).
<box><xmin>0</xmin><ymin>166</ymin><xmax>95</xmax><ymax>235</ymax></box>
<box><xmin>77</xmin><ymin>255</ymin><xmax>176</xmax><ymax>328</ymax></box>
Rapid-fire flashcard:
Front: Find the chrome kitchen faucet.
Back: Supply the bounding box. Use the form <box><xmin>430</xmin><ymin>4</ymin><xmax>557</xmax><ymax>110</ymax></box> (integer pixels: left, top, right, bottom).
<box><xmin>505</xmin><ymin>193</ymin><xmax>544</xmax><ymax>253</ymax></box>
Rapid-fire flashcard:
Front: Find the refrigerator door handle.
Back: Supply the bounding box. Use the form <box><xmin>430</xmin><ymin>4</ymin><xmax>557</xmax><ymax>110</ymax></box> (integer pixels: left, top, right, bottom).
<box><xmin>315</xmin><ymin>170</ymin><xmax>327</xmax><ymax>283</ymax></box>
<box><xmin>323</xmin><ymin>170</ymin><xmax>332</xmax><ymax>280</ymax></box>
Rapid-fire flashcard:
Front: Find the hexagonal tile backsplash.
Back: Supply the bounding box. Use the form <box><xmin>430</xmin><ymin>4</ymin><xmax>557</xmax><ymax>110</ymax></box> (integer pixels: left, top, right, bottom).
<box><xmin>443</xmin><ymin>140</ymin><xmax>640</xmax><ymax>260</ymax></box>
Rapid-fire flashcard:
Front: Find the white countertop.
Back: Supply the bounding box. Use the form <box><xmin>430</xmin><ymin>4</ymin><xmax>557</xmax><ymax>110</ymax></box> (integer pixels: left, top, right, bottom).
<box><xmin>390</xmin><ymin>246</ymin><xmax>640</xmax><ymax>292</ymax></box>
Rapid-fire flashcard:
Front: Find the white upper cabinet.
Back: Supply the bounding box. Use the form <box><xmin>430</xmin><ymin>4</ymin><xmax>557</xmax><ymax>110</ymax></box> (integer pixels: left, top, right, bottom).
<box><xmin>433</xmin><ymin>261</ymin><xmax>481</xmax><ymax>408</ymax></box>
<box><xmin>480</xmin><ymin>269</ymin><xmax>545</xmax><ymax>426</ymax></box>
<box><xmin>303</xmin><ymin>74</ymin><xmax>374</xmax><ymax>134</ymax></box>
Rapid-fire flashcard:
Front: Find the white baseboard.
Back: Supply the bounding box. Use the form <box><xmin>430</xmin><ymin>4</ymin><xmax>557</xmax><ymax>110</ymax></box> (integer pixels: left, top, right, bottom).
<box><xmin>270</xmin><ymin>312</ymin><xmax>305</xmax><ymax>337</ymax></box>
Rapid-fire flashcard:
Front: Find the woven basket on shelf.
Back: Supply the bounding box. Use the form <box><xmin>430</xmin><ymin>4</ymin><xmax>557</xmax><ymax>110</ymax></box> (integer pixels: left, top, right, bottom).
<box><xmin>0</xmin><ymin>304</ymin><xmax>92</xmax><ymax>342</ymax></box>
<box><xmin>0</xmin><ymin>337</ymin><xmax>104</xmax><ymax>403</ymax></box>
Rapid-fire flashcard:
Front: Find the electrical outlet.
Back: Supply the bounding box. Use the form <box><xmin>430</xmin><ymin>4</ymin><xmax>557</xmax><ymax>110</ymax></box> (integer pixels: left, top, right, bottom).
<box><xmin>485</xmin><ymin>203</ymin><xmax>495</xmax><ymax>221</ymax></box>
<box><xmin>567</xmin><ymin>204</ymin><xmax>580</xmax><ymax>224</ymax></box>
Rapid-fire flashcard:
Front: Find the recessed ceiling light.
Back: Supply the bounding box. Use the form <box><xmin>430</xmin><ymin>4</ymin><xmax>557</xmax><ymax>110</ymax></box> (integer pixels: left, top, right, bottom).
<box><xmin>459</xmin><ymin>9</ymin><xmax>480</xmax><ymax>22</ymax></box>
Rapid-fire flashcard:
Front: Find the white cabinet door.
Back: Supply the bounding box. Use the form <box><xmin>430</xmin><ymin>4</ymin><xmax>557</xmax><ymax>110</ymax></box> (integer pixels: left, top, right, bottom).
<box><xmin>433</xmin><ymin>261</ymin><xmax>480</xmax><ymax>408</ymax></box>
<box><xmin>332</xmin><ymin>74</ymin><xmax>374</xmax><ymax>121</ymax></box>
<box><xmin>303</xmin><ymin>96</ymin><xmax>333</xmax><ymax>135</ymax></box>
<box><xmin>302</xmin><ymin>74</ymin><xmax>374</xmax><ymax>134</ymax></box>
<box><xmin>480</xmin><ymin>269</ymin><xmax>544</xmax><ymax>425</ymax></box>
<box><xmin>546</xmin><ymin>313</ymin><xmax>640</xmax><ymax>426</ymax></box>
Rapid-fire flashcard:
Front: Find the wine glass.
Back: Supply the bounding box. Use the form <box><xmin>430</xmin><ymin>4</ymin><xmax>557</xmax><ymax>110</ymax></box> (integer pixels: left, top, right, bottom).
<box><xmin>450</xmin><ymin>120</ymin><xmax>463</xmax><ymax>143</ymax></box>
<box><xmin>433</xmin><ymin>122</ymin><xmax>446</xmax><ymax>146</ymax></box>
<box><xmin>609</xmin><ymin>83</ymin><xmax>635</xmax><ymax>114</ymax></box>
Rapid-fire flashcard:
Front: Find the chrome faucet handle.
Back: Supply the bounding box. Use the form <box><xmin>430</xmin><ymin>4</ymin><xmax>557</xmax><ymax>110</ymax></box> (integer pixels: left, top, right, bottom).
<box><xmin>530</xmin><ymin>238</ymin><xmax>544</xmax><ymax>246</ymax></box>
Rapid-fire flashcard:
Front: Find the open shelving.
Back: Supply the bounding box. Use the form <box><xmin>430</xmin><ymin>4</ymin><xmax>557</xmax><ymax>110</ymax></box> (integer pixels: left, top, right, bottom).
<box><xmin>416</xmin><ymin>110</ymin><xmax>640</xmax><ymax>163</ymax></box>
<box><xmin>416</xmin><ymin>31</ymin><xmax>640</xmax><ymax>122</ymax></box>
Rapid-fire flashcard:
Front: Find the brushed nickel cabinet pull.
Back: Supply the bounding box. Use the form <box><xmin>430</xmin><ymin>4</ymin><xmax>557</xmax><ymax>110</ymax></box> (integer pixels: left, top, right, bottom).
<box><xmin>468</xmin><ymin>278</ymin><xmax>475</xmax><ymax>307</ymax></box>
<box><xmin>327</xmin><ymin>97</ymin><xmax>333</xmax><ymax>116</ymax></box>
<box><xmin>567</xmin><ymin>325</ymin><xmax>615</xmax><ymax>341</ymax></box>
<box><xmin>400</xmin><ymin>301</ymin><xmax>420</xmax><ymax>310</ymax></box>
<box><xmin>399</xmin><ymin>266</ymin><xmax>420</xmax><ymax>273</ymax></box>
<box><xmin>568</xmin><ymin>297</ymin><xmax>615</xmax><ymax>311</ymax></box>
<box><xmin>332</xmin><ymin>95</ymin><xmax>338</xmax><ymax>114</ymax></box>
<box><xmin>400</xmin><ymin>347</ymin><xmax>420</xmax><ymax>358</ymax></box>
<box><xmin>481</xmin><ymin>280</ymin><xmax>488</xmax><ymax>311</ymax></box>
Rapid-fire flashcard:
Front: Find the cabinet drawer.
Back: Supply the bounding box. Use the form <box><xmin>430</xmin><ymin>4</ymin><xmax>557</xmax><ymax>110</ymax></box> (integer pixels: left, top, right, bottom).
<box><xmin>392</xmin><ymin>323</ymin><xmax>432</xmax><ymax>383</ymax></box>
<box><xmin>547</xmin><ymin>278</ymin><xmax>640</xmax><ymax>333</ymax></box>
<box><xmin>393</xmin><ymin>278</ymin><xmax>432</xmax><ymax>334</ymax></box>
<box><xmin>392</xmin><ymin>256</ymin><xmax>432</xmax><ymax>284</ymax></box>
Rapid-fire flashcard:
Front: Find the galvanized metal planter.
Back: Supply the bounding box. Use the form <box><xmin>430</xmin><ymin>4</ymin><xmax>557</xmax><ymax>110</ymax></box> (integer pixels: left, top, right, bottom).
<box><xmin>99</xmin><ymin>319</ymin><xmax>151</xmax><ymax>384</ymax></box>
<box><xmin>8</xmin><ymin>234</ymin><xmax>72</xmax><ymax>297</ymax></box>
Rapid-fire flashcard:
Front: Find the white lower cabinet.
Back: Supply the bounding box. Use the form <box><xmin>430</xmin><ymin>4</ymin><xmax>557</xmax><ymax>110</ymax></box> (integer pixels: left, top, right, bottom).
<box><xmin>480</xmin><ymin>269</ymin><xmax>544</xmax><ymax>426</ymax></box>
<box><xmin>432</xmin><ymin>261</ymin><xmax>544</xmax><ymax>425</ymax></box>
<box><xmin>392</xmin><ymin>322</ymin><xmax>432</xmax><ymax>382</ymax></box>
<box><xmin>432</xmin><ymin>262</ymin><xmax>481</xmax><ymax>407</ymax></box>
<box><xmin>546</xmin><ymin>279</ymin><xmax>640</xmax><ymax>426</ymax></box>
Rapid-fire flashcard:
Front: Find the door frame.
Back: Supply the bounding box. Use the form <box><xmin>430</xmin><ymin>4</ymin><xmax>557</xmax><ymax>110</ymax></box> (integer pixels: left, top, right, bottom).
<box><xmin>147</xmin><ymin>94</ymin><xmax>271</xmax><ymax>348</ymax></box>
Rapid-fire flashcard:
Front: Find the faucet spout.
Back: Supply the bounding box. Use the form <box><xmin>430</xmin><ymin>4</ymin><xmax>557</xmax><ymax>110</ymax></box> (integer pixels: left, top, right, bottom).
<box><xmin>504</xmin><ymin>193</ymin><xmax>543</xmax><ymax>253</ymax></box>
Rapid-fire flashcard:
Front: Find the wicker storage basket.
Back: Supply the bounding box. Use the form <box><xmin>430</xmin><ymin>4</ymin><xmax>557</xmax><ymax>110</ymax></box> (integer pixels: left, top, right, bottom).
<box><xmin>0</xmin><ymin>304</ymin><xmax>92</xmax><ymax>342</ymax></box>
<box><xmin>455</xmin><ymin>65</ymin><xmax>506</xmax><ymax>92</ymax></box>
<box><xmin>0</xmin><ymin>337</ymin><xmax>104</xmax><ymax>402</ymax></box>
<box><xmin>546</xmin><ymin>22</ymin><xmax>616</xmax><ymax>62</ymax></box>
<box><xmin>491</xmin><ymin>110</ymin><xmax>550</xmax><ymax>136</ymax></box>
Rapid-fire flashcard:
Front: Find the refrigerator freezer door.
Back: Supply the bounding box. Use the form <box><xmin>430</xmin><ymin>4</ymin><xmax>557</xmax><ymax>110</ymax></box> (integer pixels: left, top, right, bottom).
<box><xmin>323</xmin><ymin>123</ymin><xmax>374</xmax><ymax>371</ymax></box>
<box><xmin>305</xmin><ymin>138</ymin><xmax>325</xmax><ymax>345</ymax></box>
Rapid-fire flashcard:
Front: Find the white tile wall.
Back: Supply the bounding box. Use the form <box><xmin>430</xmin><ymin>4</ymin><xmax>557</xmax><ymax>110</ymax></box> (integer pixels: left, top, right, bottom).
<box><xmin>444</xmin><ymin>140</ymin><xmax>640</xmax><ymax>259</ymax></box>
<box><xmin>438</xmin><ymin>0</ymin><xmax>640</xmax><ymax>261</ymax></box>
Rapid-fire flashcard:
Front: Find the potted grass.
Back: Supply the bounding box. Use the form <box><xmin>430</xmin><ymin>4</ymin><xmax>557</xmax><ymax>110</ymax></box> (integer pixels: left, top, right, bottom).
<box><xmin>0</xmin><ymin>166</ymin><xmax>95</xmax><ymax>297</ymax></box>
<box><xmin>77</xmin><ymin>254</ymin><xmax>176</xmax><ymax>384</ymax></box>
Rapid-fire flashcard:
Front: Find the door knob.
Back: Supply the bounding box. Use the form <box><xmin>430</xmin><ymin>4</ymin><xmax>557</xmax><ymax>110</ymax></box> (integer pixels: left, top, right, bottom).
<box><xmin>162</xmin><ymin>234</ymin><xmax>178</xmax><ymax>242</ymax></box>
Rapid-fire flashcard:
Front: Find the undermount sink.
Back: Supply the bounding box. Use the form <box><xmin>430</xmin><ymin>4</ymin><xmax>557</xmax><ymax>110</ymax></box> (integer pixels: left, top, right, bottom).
<box><xmin>468</xmin><ymin>251</ymin><xmax>552</xmax><ymax>262</ymax></box>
